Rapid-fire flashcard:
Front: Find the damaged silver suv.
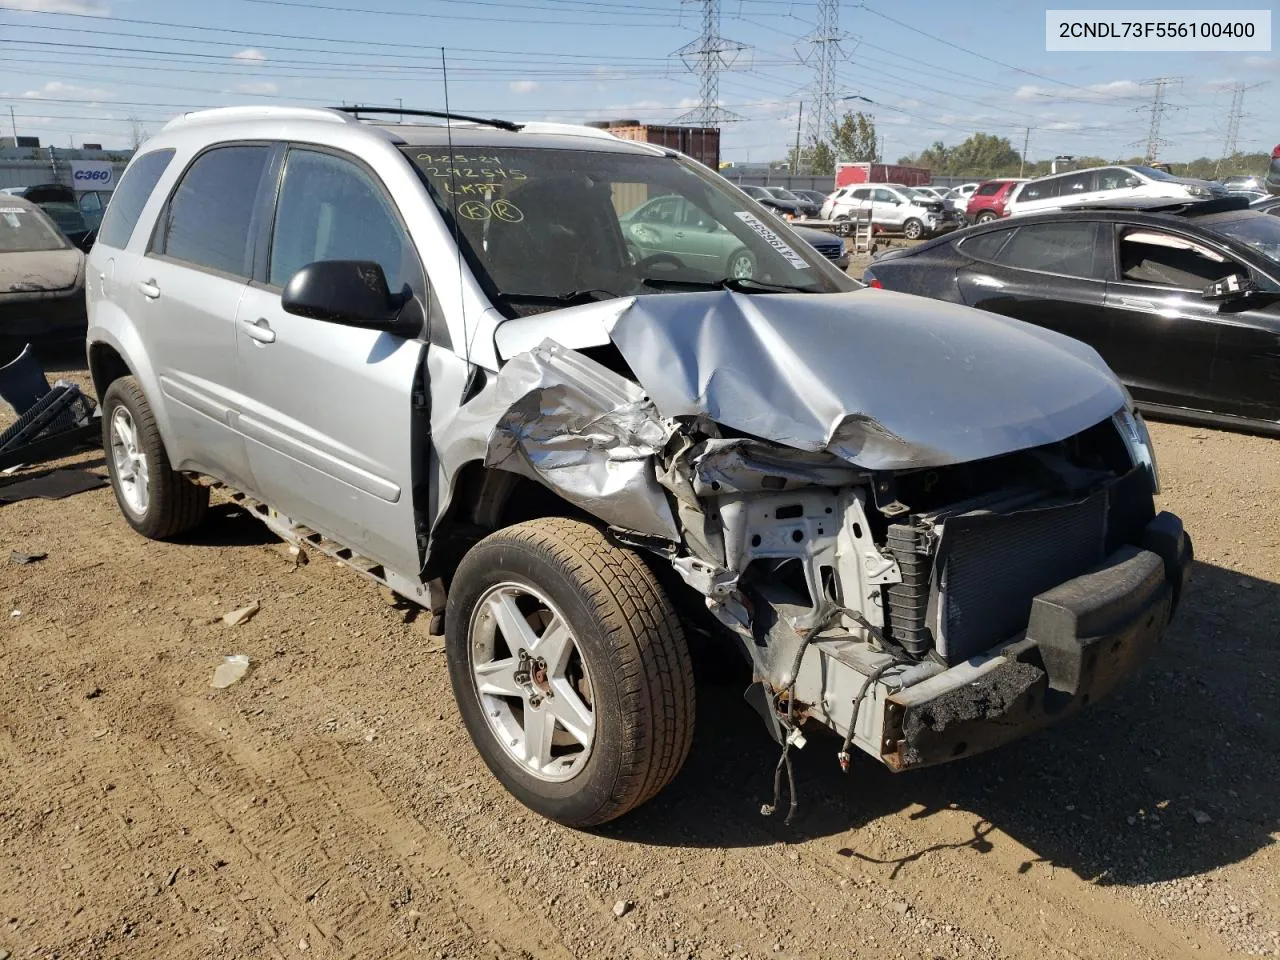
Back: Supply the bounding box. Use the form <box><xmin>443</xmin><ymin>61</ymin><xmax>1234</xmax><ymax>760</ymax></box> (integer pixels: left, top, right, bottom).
<box><xmin>86</xmin><ymin>106</ymin><xmax>1191</xmax><ymax>827</ymax></box>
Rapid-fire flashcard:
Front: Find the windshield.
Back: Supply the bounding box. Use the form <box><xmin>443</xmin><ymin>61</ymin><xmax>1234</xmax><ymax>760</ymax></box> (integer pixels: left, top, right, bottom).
<box><xmin>0</xmin><ymin>204</ymin><xmax>68</xmax><ymax>252</ymax></box>
<box><xmin>768</xmin><ymin>188</ymin><xmax>800</xmax><ymax>201</ymax></box>
<box><xmin>1127</xmin><ymin>165</ymin><xmax>1176</xmax><ymax>181</ymax></box>
<box><xmin>1205</xmin><ymin>214</ymin><xmax>1280</xmax><ymax>268</ymax></box>
<box><xmin>405</xmin><ymin>146</ymin><xmax>854</xmax><ymax>315</ymax></box>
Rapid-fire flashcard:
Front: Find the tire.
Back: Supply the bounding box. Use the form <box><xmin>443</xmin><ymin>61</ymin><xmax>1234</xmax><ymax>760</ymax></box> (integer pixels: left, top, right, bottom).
<box><xmin>101</xmin><ymin>376</ymin><xmax>208</xmax><ymax>540</ymax></box>
<box><xmin>975</xmin><ymin>211</ymin><xmax>998</xmax><ymax>224</ymax></box>
<box><xmin>903</xmin><ymin>218</ymin><xmax>925</xmax><ymax>240</ymax></box>
<box><xmin>446</xmin><ymin>518</ymin><xmax>695</xmax><ymax>827</ymax></box>
<box><xmin>727</xmin><ymin>248</ymin><xmax>756</xmax><ymax>280</ymax></box>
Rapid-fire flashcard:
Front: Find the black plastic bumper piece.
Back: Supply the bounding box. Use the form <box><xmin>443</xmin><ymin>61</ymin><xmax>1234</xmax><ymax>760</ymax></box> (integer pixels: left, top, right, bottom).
<box><xmin>885</xmin><ymin>512</ymin><xmax>1191</xmax><ymax>770</ymax></box>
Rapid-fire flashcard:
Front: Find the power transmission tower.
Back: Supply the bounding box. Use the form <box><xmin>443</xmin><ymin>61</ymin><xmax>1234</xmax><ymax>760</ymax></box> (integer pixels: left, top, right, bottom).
<box><xmin>673</xmin><ymin>0</ymin><xmax>748</xmax><ymax>125</ymax></box>
<box><xmin>799</xmin><ymin>0</ymin><xmax>855</xmax><ymax>150</ymax></box>
<box><xmin>1218</xmin><ymin>80</ymin><xmax>1267</xmax><ymax>171</ymax></box>
<box><xmin>1136</xmin><ymin>77</ymin><xmax>1183</xmax><ymax>161</ymax></box>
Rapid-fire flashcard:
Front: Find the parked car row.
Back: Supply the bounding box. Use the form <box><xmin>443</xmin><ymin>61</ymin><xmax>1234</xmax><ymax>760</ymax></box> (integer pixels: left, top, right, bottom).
<box><xmin>864</xmin><ymin>195</ymin><xmax>1280</xmax><ymax>436</ymax></box>
<box><xmin>821</xmin><ymin>183</ymin><xmax>963</xmax><ymax>239</ymax></box>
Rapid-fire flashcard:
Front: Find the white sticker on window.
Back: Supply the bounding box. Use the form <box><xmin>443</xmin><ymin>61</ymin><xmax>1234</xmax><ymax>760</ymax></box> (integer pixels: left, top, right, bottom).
<box><xmin>0</xmin><ymin>207</ymin><xmax>29</xmax><ymax>214</ymax></box>
<box><xmin>733</xmin><ymin>211</ymin><xmax>810</xmax><ymax>270</ymax></box>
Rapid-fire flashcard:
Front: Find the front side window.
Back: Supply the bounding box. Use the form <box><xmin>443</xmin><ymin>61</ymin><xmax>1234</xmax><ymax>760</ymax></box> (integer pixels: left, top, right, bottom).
<box><xmin>269</xmin><ymin>148</ymin><xmax>416</xmax><ymax>291</ymax></box>
<box><xmin>982</xmin><ymin>221</ymin><xmax>1105</xmax><ymax>278</ymax></box>
<box><xmin>1098</xmin><ymin>167</ymin><xmax>1140</xmax><ymax>191</ymax></box>
<box><xmin>157</xmin><ymin>145</ymin><xmax>269</xmax><ymax>277</ymax></box>
<box><xmin>0</xmin><ymin>203</ymin><xmax>68</xmax><ymax>252</ymax></box>
<box><xmin>98</xmin><ymin>148</ymin><xmax>173</xmax><ymax>249</ymax></box>
<box><xmin>1127</xmin><ymin>165</ymin><xmax>1175</xmax><ymax>181</ymax></box>
<box><xmin>1119</xmin><ymin>228</ymin><xmax>1242</xmax><ymax>288</ymax></box>
<box><xmin>873</xmin><ymin>188</ymin><xmax>897</xmax><ymax>204</ymax></box>
<box><xmin>405</xmin><ymin>145</ymin><xmax>852</xmax><ymax>316</ymax></box>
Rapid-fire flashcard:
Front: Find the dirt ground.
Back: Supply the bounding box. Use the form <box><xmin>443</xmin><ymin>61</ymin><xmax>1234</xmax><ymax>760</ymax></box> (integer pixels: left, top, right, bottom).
<box><xmin>1</xmin><ymin>352</ymin><xmax>1277</xmax><ymax>960</ymax></box>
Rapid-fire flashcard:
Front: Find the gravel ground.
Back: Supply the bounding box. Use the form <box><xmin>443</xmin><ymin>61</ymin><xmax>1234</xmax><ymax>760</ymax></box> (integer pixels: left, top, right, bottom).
<box><xmin>0</xmin><ymin>352</ymin><xmax>1276</xmax><ymax>960</ymax></box>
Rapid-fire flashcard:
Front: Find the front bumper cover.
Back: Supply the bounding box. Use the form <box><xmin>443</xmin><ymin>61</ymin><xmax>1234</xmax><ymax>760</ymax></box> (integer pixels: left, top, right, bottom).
<box><xmin>882</xmin><ymin>511</ymin><xmax>1192</xmax><ymax>770</ymax></box>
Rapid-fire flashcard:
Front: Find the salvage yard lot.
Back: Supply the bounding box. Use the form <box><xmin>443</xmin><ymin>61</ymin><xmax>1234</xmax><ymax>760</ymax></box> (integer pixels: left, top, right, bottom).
<box><xmin>1</xmin><ymin>359</ymin><xmax>1277</xmax><ymax>960</ymax></box>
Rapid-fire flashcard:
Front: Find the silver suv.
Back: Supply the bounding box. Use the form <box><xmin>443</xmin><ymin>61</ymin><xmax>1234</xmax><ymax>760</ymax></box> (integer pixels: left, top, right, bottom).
<box><xmin>87</xmin><ymin>106</ymin><xmax>1191</xmax><ymax>827</ymax></box>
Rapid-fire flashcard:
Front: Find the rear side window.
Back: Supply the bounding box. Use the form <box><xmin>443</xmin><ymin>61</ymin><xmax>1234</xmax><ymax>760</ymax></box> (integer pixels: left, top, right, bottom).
<box><xmin>959</xmin><ymin>228</ymin><xmax>1016</xmax><ymax>262</ymax></box>
<box><xmin>97</xmin><ymin>148</ymin><xmax>174</xmax><ymax>249</ymax></box>
<box><xmin>987</xmin><ymin>222</ymin><xmax>1105</xmax><ymax>278</ymax></box>
<box><xmin>1018</xmin><ymin>177</ymin><xmax>1062</xmax><ymax>203</ymax></box>
<box><xmin>975</xmin><ymin>182</ymin><xmax>1003</xmax><ymax>197</ymax></box>
<box><xmin>154</xmin><ymin>145</ymin><xmax>270</xmax><ymax>278</ymax></box>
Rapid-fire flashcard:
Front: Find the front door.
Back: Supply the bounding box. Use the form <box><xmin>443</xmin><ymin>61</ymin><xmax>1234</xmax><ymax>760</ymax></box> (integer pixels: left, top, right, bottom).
<box><xmin>1104</xmin><ymin>226</ymin><xmax>1241</xmax><ymax>412</ymax></box>
<box><xmin>140</xmin><ymin>143</ymin><xmax>272</xmax><ymax>489</ymax></box>
<box><xmin>234</xmin><ymin>146</ymin><xmax>427</xmax><ymax>578</ymax></box>
<box><xmin>871</xmin><ymin>188</ymin><xmax>904</xmax><ymax>228</ymax></box>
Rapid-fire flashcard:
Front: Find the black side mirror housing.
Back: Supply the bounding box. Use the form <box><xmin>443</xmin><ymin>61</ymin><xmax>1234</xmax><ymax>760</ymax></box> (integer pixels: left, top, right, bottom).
<box><xmin>1202</xmin><ymin>274</ymin><xmax>1257</xmax><ymax>302</ymax></box>
<box><xmin>282</xmin><ymin>260</ymin><xmax>412</xmax><ymax>331</ymax></box>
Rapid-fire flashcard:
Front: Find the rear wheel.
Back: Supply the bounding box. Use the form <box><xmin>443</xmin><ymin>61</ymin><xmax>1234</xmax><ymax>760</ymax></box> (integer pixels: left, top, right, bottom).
<box><xmin>728</xmin><ymin>248</ymin><xmax>756</xmax><ymax>280</ymax></box>
<box><xmin>975</xmin><ymin>211</ymin><xmax>998</xmax><ymax>224</ymax></box>
<box><xmin>102</xmin><ymin>376</ymin><xmax>208</xmax><ymax>539</ymax></box>
<box><xmin>446</xmin><ymin>518</ymin><xmax>695</xmax><ymax>826</ymax></box>
<box><xmin>903</xmin><ymin>218</ymin><xmax>925</xmax><ymax>240</ymax></box>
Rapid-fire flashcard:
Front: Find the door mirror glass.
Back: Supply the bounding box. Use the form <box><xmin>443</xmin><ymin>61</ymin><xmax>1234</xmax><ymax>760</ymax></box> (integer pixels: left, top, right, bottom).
<box><xmin>281</xmin><ymin>260</ymin><xmax>411</xmax><ymax>330</ymax></box>
<box><xmin>1202</xmin><ymin>274</ymin><xmax>1257</xmax><ymax>301</ymax></box>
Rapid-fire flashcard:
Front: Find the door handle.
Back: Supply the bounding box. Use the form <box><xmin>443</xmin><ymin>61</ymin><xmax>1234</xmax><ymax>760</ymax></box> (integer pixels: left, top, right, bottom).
<box><xmin>673</xmin><ymin>231</ymin><xmax>686</xmax><ymax>238</ymax></box>
<box><xmin>1118</xmin><ymin>297</ymin><xmax>1155</xmax><ymax>310</ymax></box>
<box><xmin>242</xmin><ymin>317</ymin><xmax>276</xmax><ymax>344</ymax></box>
<box><xmin>138</xmin><ymin>279</ymin><xmax>160</xmax><ymax>299</ymax></box>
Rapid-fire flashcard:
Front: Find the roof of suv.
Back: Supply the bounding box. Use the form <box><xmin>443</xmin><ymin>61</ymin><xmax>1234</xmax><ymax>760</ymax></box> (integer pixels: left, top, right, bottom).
<box><xmin>158</xmin><ymin>105</ymin><xmax>668</xmax><ymax>156</ymax></box>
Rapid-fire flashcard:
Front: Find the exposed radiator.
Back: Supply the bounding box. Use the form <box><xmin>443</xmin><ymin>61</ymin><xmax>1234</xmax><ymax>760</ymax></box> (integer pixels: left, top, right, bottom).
<box><xmin>935</xmin><ymin>489</ymin><xmax>1109</xmax><ymax>663</ymax></box>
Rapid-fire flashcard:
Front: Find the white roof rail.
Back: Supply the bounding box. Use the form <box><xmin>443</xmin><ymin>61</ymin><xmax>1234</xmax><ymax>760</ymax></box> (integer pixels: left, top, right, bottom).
<box><xmin>516</xmin><ymin>121</ymin><xmax>622</xmax><ymax>141</ymax></box>
<box><xmin>162</xmin><ymin>105</ymin><xmax>354</xmax><ymax>132</ymax></box>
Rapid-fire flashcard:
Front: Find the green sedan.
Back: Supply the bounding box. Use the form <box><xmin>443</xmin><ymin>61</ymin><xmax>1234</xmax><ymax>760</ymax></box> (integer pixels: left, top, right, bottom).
<box><xmin>619</xmin><ymin>194</ymin><xmax>758</xmax><ymax>280</ymax></box>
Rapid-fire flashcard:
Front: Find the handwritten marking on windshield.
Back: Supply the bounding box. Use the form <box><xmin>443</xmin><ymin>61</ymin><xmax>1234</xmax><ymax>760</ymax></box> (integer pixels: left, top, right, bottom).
<box><xmin>491</xmin><ymin>200</ymin><xmax>524</xmax><ymax>223</ymax></box>
<box><xmin>459</xmin><ymin>200</ymin><xmax>491</xmax><ymax>221</ymax></box>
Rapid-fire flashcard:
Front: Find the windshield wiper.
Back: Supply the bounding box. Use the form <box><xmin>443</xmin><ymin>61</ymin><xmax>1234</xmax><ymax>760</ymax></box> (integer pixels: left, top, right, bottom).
<box><xmin>496</xmin><ymin>288</ymin><xmax>618</xmax><ymax>306</ymax></box>
<box><xmin>639</xmin><ymin>275</ymin><xmax>813</xmax><ymax>294</ymax></box>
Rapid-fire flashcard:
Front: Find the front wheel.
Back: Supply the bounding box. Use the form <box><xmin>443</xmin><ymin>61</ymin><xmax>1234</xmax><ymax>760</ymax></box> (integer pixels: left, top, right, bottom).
<box><xmin>445</xmin><ymin>518</ymin><xmax>695</xmax><ymax>827</ymax></box>
<box><xmin>903</xmin><ymin>218</ymin><xmax>925</xmax><ymax>240</ymax></box>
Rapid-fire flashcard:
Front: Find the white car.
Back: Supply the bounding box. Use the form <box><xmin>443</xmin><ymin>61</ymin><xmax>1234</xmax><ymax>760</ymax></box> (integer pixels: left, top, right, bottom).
<box><xmin>942</xmin><ymin>182</ymin><xmax>981</xmax><ymax>208</ymax></box>
<box><xmin>1006</xmin><ymin>164</ymin><xmax>1227</xmax><ymax>217</ymax></box>
<box><xmin>823</xmin><ymin>183</ymin><xmax>962</xmax><ymax>239</ymax></box>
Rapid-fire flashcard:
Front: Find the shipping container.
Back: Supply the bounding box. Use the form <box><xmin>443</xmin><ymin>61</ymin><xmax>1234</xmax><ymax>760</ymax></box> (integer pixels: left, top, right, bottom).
<box><xmin>835</xmin><ymin>162</ymin><xmax>932</xmax><ymax>188</ymax></box>
<box><xmin>588</xmin><ymin>121</ymin><xmax>721</xmax><ymax>171</ymax></box>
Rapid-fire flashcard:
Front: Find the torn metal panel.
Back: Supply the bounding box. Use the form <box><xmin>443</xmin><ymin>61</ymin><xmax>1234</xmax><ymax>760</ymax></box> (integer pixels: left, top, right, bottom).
<box><xmin>687</xmin><ymin>438</ymin><xmax>865</xmax><ymax>496</ymax></box>
<box><xmin>437</xmin><ymin>338</ymin><xmax>680</xmax><ymax>541</ymax></box>
<box><xmin>605</xmin><ymin>288</ymin><xmax>1129</xmax><ymax>471</ymax></box>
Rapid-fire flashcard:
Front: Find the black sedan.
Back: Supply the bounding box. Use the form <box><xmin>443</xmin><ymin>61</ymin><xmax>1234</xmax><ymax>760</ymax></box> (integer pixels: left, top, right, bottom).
<box><xmin>863</xmin><ymin>197</ymin><xmax>1280</xmax><ymax>435</ymax></box>
<box><xmin>738</xmin><ymin>184</ymin><xmax>803</xmax><ymax>219</ymax></box>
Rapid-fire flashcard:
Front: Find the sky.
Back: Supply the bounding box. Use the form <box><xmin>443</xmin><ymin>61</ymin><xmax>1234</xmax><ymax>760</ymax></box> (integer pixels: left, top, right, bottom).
<box><xmin>0</xmin><ymin>0</ymin><xmax>1276</xmax><ymax>164</ymax></box>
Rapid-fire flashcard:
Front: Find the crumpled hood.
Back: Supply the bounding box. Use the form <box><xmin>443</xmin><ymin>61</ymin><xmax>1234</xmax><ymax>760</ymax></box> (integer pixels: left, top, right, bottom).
<box><xmin>0</xmin><ymin>248</ymin><xmax>83</xmax><ymax>295</ymax></box>
<box><xmin>606</xmin><ymin>288</ymin><xmax>1128</xmax><ymax>471</ymax></box>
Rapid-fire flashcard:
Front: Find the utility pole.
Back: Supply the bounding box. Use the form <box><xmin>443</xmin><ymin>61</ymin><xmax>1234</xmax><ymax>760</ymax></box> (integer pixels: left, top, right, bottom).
<box><xmin>801</xmin><ymin>0</ymin><xmax>855</xmax><ymax>151</ymax></box>
<box><xmin>793</xmin><ymin>101</ymin><xmax>804</xmax><ymax>175</ymax></box>
<box><xmin>673</xmin><ymin>0</ymin><xmax>747</xmax><ymax>125</ymax></box>
<box><xmin>1020</xmin><ymin>126</ymin><xmax>1031</xmax><ymax>178</ymax></box>
<box><xmin>9</xmin><ymin>106</ymin><xmax>16</xmax><ymax>141</ymax></box>
<box><xmin>878</xmin><ymin>133</ymin><xmax>886</xmax><ymax>163</ymax></box>
<box><xmin>1137</xmin><ymin>77</ymin><xmax>1182</xmax><ymax>162</ymax></box>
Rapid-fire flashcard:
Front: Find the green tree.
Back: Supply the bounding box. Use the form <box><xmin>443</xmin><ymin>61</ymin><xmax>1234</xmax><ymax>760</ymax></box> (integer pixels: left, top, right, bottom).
<box><xmin>786</xmin><ymin>137</ymin><xmax>835</xmax><ymax>176</ymax></box>
<box><xmin>829</xmin><ymin>111</ymin><xmax>878</xmax><ymax>162</ymax></box>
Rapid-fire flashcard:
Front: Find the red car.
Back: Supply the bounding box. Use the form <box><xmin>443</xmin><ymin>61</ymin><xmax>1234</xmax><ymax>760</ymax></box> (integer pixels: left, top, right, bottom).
<box><xmin>965</xmin><ymin>179</ymin><xmax>1025</xmax><ymax>223</ymax></box>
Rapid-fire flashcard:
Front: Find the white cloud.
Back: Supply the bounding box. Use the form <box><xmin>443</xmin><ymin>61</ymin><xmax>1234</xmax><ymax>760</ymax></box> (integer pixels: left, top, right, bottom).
<box><xmin>232</xmin><ymin>48</ymin><xmax>267</xmax><ymax>62</ymax></box>
<box><xmin>1244</xmin><ymin>56</ymin><xmax>1279</xmax><ymax>72</ymax></box>
<box><xmin>232</xmin><ymin>81</ymin><xmax>278</xmax><ymax>95</ymax></box>
<box><xmin>1014</xmin><ymin>79</ymin><xmax>1141</xmax><ymax>101</ymax></box>
<box><xmin>508</xmin><ymin>80</ymin><xmax>538</xmax><ymax>94</ymax></box>
<box><xmin>13</xmin><ymin>80</ymin><xmax>113</xmax><ymax>100</ymax></box>
<box><xmin>0</xmin><ymin>0</ymin><xmax>109</xmax><ymax>13</ymax></box>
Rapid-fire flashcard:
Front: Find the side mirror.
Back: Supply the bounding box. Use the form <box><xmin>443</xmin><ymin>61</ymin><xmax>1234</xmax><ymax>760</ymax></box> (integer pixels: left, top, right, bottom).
<box><xmin>282</xmin><ymin>260</ymin><xmax>411</xmax><ymax>330</ymax></box>
<box><xmin>1202</xmin><ymin>274</ymin><xmax>1257</xmax><ymax>302</ymax></box>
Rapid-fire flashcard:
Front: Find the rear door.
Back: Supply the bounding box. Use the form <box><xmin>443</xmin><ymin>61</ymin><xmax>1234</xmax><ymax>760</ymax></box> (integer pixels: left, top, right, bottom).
<box><xmin>955</xmin><ymin>220</ymin><xmax>1115</xmax><ymax>354</ymax></box>
<box><xmin>234</xmin><ymin>144</ymin><xmax>427</xmax><ymax>577</ymax></box>
<box><xmin>1009</xmin><ymin>175</ymin><xmax>1062</xmax><ymax>216</ymax></box>
<box><xmin>141</xmin><ymin>143</ymin><xmax>273</xmax><ymax>488</ymax></box>
<box><xmin>1105</xmin><ymin>224</ymin><xmax>1264</xmax><ymax>414</ymax></box>
<box><xmin>1054</xmin><ymin>169</ymin><xmax>1100</xmax><ymax>210</ymax></box>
